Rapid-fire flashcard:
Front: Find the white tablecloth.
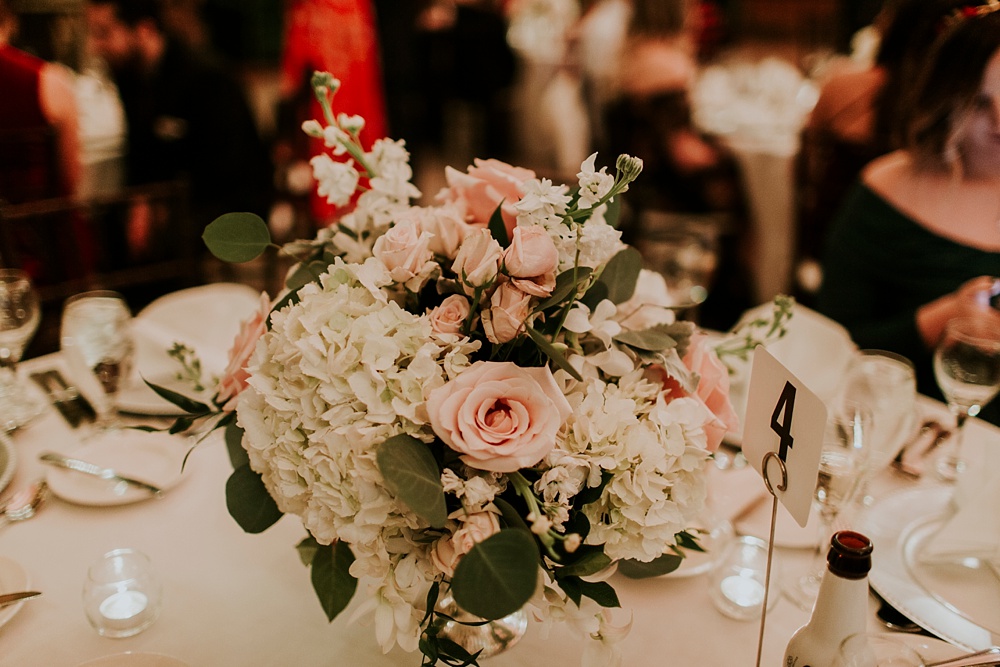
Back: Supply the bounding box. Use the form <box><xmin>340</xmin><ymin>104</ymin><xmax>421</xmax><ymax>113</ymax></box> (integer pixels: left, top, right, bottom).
<box><xmin>1</xmin><ymin>355</ymin><xmax>995</xmax><ymax>667</ymax></box>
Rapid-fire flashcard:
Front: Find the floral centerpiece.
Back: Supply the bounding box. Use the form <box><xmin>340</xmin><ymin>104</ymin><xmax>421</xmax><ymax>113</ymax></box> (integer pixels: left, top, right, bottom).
<box><xmin>152</xmin><ymin>73</ymin><xmax>791</xmax><ymax>666</ymax></box>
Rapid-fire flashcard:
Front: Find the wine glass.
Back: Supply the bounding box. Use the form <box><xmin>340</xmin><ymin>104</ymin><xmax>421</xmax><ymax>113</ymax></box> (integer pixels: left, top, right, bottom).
<box><xmin>839</xmin><ymin>350</ymin><xmax>917</xmax><ymax>504</ymax></box>
<box><xmin>635</xmin><ymin>212</ymin><xmax>719</xmax><ymax>317</ymax></box>
<box><xmin>933</xmin><ymin>317</ymin><xmax>1000</xmax><ymax>481</ymax></box>
<box><xmin>0</xmin><ymin>269</ymin><xmax>45</xmax><ymax>430</ymax></box>
<box><xmin>60</xmin><ymin>291</ymin><xmax>134</xmax><ymax>432</ymax></box>
<box><xmin>786</xmin><ymin>402</ymin><xmax>872</xmax><ymax>611</ymax></box>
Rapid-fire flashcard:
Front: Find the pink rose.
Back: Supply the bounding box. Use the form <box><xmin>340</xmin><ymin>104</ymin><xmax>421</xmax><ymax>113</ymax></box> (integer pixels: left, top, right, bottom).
<box><xmin>503</xmin><ymin>225</ymin><xmax>558</xmax><ymax>278</ymax></box>
<box><xmin>428</xmin><ymin>294</ymin><xmax>471</xmax><ymax>336</ymax></box>
<box><xmin>451</xmin><ymin>229</ymin><xmax>502</xmax><ymax>295</ymax></box>
<box><xmin>483</xmin><ymin>280</ymin><xmax>532</xmax><ymax>344</ymax></box>
<box><xmin>216</xmin><ymin>292</ymin><xmax>271</xmax><ymax>411</ymax></box>
<box><xmin>427</xmin><ymin>361</ymin><xmax>572</xmax><ymax>472</ymax></box>
<box><xmin>372</xmin><ymin>219</ymin><xmax>434</xmax><ymax>288</ymax></box>
<box><xmin>431</xmin><ymin>511</ymin><xmax>501</xmax><ymax>577</ymax></box>
<box><xmin>422</xmin><ymin>206</ymin><xmax>474</xmax><ymax>259</ymax></box>
<box><xmin>438</xmin><ymin>159</ymin><xmax>535</xmax><ymax>237</ymax></box>
<box><xmin>650</xmin><ymin>334</ymin><xmax>739</xmax><ymax>452</ymax></box>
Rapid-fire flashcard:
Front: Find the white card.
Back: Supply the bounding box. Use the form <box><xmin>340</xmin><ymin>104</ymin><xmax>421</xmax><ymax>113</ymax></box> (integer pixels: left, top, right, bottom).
<box><xmin>741</xmin><ymin>346</ymin><xmax>827</xmax><ymax>527</ymax></box>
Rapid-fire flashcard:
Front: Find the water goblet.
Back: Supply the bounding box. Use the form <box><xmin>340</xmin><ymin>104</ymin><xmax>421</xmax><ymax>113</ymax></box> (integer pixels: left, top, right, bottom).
<box><xmin>60</xmin><ymin>291</ymin><xmax>134</xmax><ymax>432</ymax></box>
<box><xmin>840</xmin><ymin>350</ymin><xmax>917</xmax><ymax>504</ymax></box>
<box><xmin>0</xmin><ymin>269</ymin><xmax>45</xmax><ymax>430</ymax></box>
<box><xmin>786</xmin><ymin>402</ymin><xmax>872</xmax><ymax>611</ymax></box>
<box><xmin>932</xmin><ymin>317</ymin><xmax>1000</xmax><ymax>481</ymax></box>
<box><xmin>832</xmin><ymin>633</ymin><xmax>925</xmax><ymax>667</ymax></box>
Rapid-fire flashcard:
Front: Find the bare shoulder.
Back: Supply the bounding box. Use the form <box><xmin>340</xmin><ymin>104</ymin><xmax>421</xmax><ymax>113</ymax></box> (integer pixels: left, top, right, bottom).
<box><xmin>862</xmin><ymin>151</ymin><xmax>910</xmax><ymax>194</ymax></box>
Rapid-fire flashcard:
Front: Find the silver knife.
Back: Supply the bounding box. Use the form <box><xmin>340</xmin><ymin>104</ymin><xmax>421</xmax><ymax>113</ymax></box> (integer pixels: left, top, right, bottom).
<box><xmin>0</xmin><ymin>591</ymin><xmax>41</xmax><ymax>608</ymax></box>
<box><xmin>38</xmin><ymin>452</ymin><xmax>163</xmax><ymax>496</ymax></box>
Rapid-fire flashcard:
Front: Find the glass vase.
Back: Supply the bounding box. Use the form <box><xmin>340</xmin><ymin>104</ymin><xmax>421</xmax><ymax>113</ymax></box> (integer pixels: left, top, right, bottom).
<box><xmin>437</xmin><ymin>593</ymin><xmax>528</xmax><ymax>659</ymax></box>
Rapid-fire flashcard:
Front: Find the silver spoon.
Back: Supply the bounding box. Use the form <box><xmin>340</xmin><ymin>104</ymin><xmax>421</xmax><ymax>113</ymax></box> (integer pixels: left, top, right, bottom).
<box><xmin>0</xmin><ymin>480</ymin><xmax>48</xmax><ymax>528</ymax></box>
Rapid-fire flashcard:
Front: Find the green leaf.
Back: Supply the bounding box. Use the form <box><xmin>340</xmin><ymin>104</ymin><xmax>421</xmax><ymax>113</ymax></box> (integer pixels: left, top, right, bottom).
<box><xmin>525</xmin><ymin>325</ymin><xmax>583</xmax><ymax>382</ymax></box>
<box><xmin>296</xmin><ymin>535</ymin><xmax>319</xmax><ymax>567</ymax></box>
<box><xmin>617</xmin><ymin>553</ymin><xmax>684</xmax><ymax>579</ymax></box>
<box><xmin>556</xmin><ymin>550</ymin><xmax>612</xmax><ymax>578</ymax></box>
<box><xmin>225</xmin><ymin>465</ymin><xmax>283</xmax><ymax>533</ymax></box>
<box><xmin>580</xmin><ymin>280</ymin><xmax>608</xmax><ymax>311</ymax></box>
<box><xmin>577</xmin><ymin>579</ymin><xmax>620</xmax><ymax>608</ymax></box>
<box><xmin>676</xmin><ymin>530</ymin><xmax>706</xmax><ymax>553</ymax></box>
<box><xmin>613</xmin><ymin>326</ymin><xmax>678</xmax><ymax>352</ymax></box>
<box><xmin>435</xmin><ymin>637</ymin><xmax>482</xmax><ymax>666</ymax></box>
<box><xmin>376</xmin><ymin>434</ymin><xmax>447</xmax><ymax>528</ymax></box>
<box><xmin>225</xmin><ymin>420</ymin><xmax>248</xmax><ymax>468</ymax></box>
<box><xmin>589</xmin><ymin>246</ymin><xmax>641</xmax><ymax>304</ymax></box>
<box><xmin>203</xmin><ymin>212</ymin><xmax>271</xmax><ymax>263</ymax></box>
<box><xmin>167</xmin><ymin>415</ymin><xmax>195</xmax><ymax>434</ymax></box>
<box><xmin>492</xmin><ymin>497</ymin><xmax>530</xmax><ymax>533</ymax></box>
<box><xmin>603</xmin><ymin>195</ymin><xmax>622</xmax><ymax>229</ymax></box>
<box><xmin>451</xmin><ymin>529</ymin><xmax>539</xmax><ymax>620</ymax></box>
<box><xmin>487</xmin><ymin>202</ymin><xmax>509</xmax><ymax>248</ymax></box>
<box><xmin>311</xmin><ymin>541</ymin><xmax>358</xmax><ymax>622</ymax></box>
<box><xmin>141</xmin><ymin>377</ymin><xmax>211</xmax><ymax>414</ymax></box>
<box><xmin>536</xmin><ymin>267</ymin><xmax>593</xmax><ymax>311</ymax></box>
<box><xmin>286</xmin><ymin>260</ymin><xmax>328</xmax><ymax>292</ymax></box>
<box><xmin>558</xmin><ymin>576</ymin><xmax>582</xmax><ymax>606</ymax></box>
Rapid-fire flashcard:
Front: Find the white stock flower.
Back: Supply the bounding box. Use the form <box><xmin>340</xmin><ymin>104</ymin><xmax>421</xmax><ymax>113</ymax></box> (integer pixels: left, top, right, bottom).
<box><xmin>321</xmin><ymin>125</ymin><xmax>350</xmax><ymax>155</ymax></box>
<box><xmin>514</xmin><ymin>178</ymin><xmax>570</xmax><ymax>228</ymax></box>
<box><xmin>337</xmin><ymin>112</ymin><xmax>366</xmax><ymax>134</ymax></box>
<box><xmin>310</xmin><ymin>154</ymin><xmax>359</xmax><ymax>206</ymax></box>
<box><xmin>576</xmin><ymin>153</ymin><xmax>614</xmax><ymax>210</ymax></box>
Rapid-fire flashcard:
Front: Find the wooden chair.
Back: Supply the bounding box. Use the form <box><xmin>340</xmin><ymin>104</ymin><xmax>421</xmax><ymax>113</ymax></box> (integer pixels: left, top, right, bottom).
<box><xmin>0</xmin><ymin>181</ymin><xmax>202</xmax><ymax>356</ymax></box>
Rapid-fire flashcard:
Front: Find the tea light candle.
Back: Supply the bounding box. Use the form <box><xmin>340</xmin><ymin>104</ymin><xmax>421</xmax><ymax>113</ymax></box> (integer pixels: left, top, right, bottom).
<box><xmin>720</xmin><ymin>574</ymin><xmax>765</xmax><ymax>609</ymax></box>
<box><xmin>99</xmin><ymin>590</ymin><xmax>148</xmax><ymax>631</ymax></box>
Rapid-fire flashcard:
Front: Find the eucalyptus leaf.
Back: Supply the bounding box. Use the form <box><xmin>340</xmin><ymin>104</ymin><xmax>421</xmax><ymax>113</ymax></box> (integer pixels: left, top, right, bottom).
<box><xmin>225</xmin><ymin>465</ymin><xmax>283</xmax><ymax>533</ymax></box>
<box><xmin>377</xmin><ymin>434</ymin><xmax>447</xmax><ymax>528</ymax></box>
<box><xmin>525</xmin><ymin>325</ymin><xmax>582</xmax><ymax>382</ymax></box>
<box><xmin>141</xmin><ymin>377</ymin><xmax>211</xmax><ymax>414</ymax></box>
<box><xmin>311</xmin><ymin>541</ymin><xmax>358</xmax><ymax>622</ymax></box>
<box><xmin>203</xmin><ymin>212</ymin><xmax>271</xmax><ymax>263</ymax></box>
<box><xmin>536</xmin><ymin>267</ymin><xmax>593</xmax><ymax>311</ymax></box>
<box><xmin>617</xmin><ymin>553</ymin><xmax>684</xmax><ymax>579</ymax></box>
<box><xmin>451</xmin><ymin>530</ymin><xmax>539</xmax><ymax>620</ymax></box>
<box><xmin>590</xmin><ymin>246</ymin><xmax>641</xmax><ymax>304</ymax></box>
<box><xmin>225</xmin><ymin>420</ymin><xmax>248</xmax><ymax>468</ymax></box>
<box><xmin>613</xmin><ymin>327</ymin><xmax>678</xmax><ymax>352</ymax></box>
<box><xmin>492</xmin><ymin>497</ymin><xmax>530</xmax><ymax>533</ymax></box>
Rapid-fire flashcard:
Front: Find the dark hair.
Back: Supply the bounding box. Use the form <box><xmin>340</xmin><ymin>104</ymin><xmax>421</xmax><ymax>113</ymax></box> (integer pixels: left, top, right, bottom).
<box><xmin>628</xmin><ymin>0</ymin><xmax>689</xmax><ymax>38</ymax></box>
<box><xmin>87</xmin><ymin>0</ymin><xmax>162</xmax><ymax>29</ymax></box>
<box><xmin>872</xmin><ymin>0</ymin><xmax>969</xmax><ymax>151</ymax></box>
<box><xmin>905</xmin><ymin>10</ymin><xmax>1000</xmax><ymax>168</ymax></box>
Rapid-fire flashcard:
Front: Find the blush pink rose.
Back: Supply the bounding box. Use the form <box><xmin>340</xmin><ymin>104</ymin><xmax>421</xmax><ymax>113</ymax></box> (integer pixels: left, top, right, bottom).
<box><xmin>216</xmin><ymin>292</ymin><xmax>271</xmax><ymax>411</ymax></box>
<box><xmin>428</xmin><ymin>294</ymin><xmax>471</xmax><ymax>336</ymax></box>
<box><xmin>483</xmin><ymin>280</ymin><xmax>532</xmax><ymax>344</ymax></box>
<box><xmin>427</xmin><ymin>361</ymin><xmax>572</xmax><ymax>473</ymax></box>
<box><xmin>372</xmin><ymin>219</ymin><xmax>434</xmax><ymax>288</ymax></box>
<box><xmin>452</xmin><ymin>228</ymin><xmax>502</xmax><ymax>295</ymax></box>
<box><xmin>438</xmin><ymin>159</ymin><xmax>535</xmax><ymax>237</ymax></box>
<box><xmin>422</xmin><ymin>206</ymin><xmax>474</xmax><ymax>259</ymax></box>
<box><xmin>430</xmin><ymin>511</ymin><xmax>501</xmax><ymax>577</ymax></box>
<box><xmin>503</xmin><ymin>225</ymin><xmax>559</xmax><ymax>278</ymax></box>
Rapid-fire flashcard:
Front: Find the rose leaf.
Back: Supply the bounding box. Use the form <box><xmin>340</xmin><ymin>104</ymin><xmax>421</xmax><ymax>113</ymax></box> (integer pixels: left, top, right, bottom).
<box><xmin>203</xmin><ymin>212</ymin><xmax>271</xmax><ymax>263</ymax></box>
<box><xmin>377</xmin><ymin>434</ymin><xmax>447</xmax><ymax>528</ymax></box>
<box><xmin>451</xmin><ymin>529</ymin><xmax>539</xmax><ymax>620</ymax></box>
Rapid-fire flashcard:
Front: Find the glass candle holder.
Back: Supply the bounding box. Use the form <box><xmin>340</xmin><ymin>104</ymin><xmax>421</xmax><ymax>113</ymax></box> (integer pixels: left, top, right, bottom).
<box><xmin>708</xmin><ymin>535</ymin><xmax>781</xmax><ymax>621</ymax></box>
<box><xmin>83</xmin><ymin>548</ymin><xmax>162</xmax><ymax>638</ymax></box>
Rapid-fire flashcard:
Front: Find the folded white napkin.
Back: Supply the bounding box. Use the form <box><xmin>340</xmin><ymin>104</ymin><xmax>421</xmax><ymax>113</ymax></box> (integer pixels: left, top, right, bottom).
<box><xmin>920</xmin><ymin>432</ymin><xmax>1000</xmax><ymax>572</ymax></box>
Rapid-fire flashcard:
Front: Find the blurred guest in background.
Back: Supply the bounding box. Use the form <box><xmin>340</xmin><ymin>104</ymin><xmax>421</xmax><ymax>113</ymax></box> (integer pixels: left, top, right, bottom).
<box><xmin>276</xmin><ymin>0</ymin><xmax>387</xmax><ymax>226</ymax></box>
<box><xmin>818</xmin><ymin>5</ymin><xmax>1000</xmax><ymax>424</ymax></box>
<box><xmin>83</xmin><ymin>0</ymin><xmax>272</xmax><ymax>236</ymax></box>
<box><xmin>797</xmin><ymin>0</ymin><xmax>967</xmax><ymax>297</ymax></box>
<box><xmin>0</xmin><ymin>0</ymin><xmax>80</xmax><ymax>204</ymax></box>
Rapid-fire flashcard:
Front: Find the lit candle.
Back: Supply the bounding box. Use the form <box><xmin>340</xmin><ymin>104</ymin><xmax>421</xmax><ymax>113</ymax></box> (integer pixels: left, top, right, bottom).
<box><xmin>720</xmin><ymin>574</ymin><xmax>765</xmax><ymax>608</ymax></box>
<box><xmin>99</xmin><ymin>590</ymin><xmax>149</xmax><ymax>631</ymax></box>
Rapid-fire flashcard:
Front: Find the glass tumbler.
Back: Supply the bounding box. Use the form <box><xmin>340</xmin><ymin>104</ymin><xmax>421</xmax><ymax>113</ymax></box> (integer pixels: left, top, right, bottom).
<box><xmin>708</xmin><ymin>535</ymin><xmax>781</xmax><ymax>621</ymax></box>
<box><xmin>83</xmin><ymin>548</ymin><xmax>162</xmax><ymax>638</ymax></box>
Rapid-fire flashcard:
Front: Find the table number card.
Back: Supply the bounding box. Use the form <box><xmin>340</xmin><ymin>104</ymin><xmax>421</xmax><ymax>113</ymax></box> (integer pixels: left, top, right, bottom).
<box><xmin>742</xmin><ymin>346</ymin><xmax>826</xmax><ymax>527</ymax></box>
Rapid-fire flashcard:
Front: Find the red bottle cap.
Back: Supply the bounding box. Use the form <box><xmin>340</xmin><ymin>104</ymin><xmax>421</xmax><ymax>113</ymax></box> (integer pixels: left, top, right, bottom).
<box><xmin>827</xmin><ymin>530</ymin><xmax>873</xmax><ymax>580</ymax></box>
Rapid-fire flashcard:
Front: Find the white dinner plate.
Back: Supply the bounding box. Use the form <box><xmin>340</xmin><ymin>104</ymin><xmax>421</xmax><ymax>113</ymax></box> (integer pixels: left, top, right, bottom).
<box><xmin>45</xmin><ymin>430</ymin><xmax>189</xmax><ymax>506</ymax></box>
<box><xmin>0</xmin><ymin>556</ymin><xmax>30</xmax><ymax>630</ymax></box>
<box><xmin>857</xmin><ymin>486</ymin><xmax>1000</xmax><ymax>651</ymax></box>
<box><xmin>0</xmin><ymin>435</ymin><xmax>15</xmax><ymax>495</ymax></box>
<box><xmin>890</xmin><ymin>633</ymin><xmax>964</xmax><ymax>663</ymax></box>
<box><xmin>117</xmin><ymin>283</ymin><xmax>262</xmax><ymax>416</ymax></box>
<box><xmin>77</xmin><ymin>653</ymin><xmax>190</xmax><ymax>667</ymax></box>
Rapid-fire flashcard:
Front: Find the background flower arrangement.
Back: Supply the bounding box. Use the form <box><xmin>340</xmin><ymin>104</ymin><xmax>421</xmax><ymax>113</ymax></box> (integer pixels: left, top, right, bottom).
<box><xmin>148</xmin><ymin>72</ymin><xmax>791</xmax><ymax>666</ymax></box>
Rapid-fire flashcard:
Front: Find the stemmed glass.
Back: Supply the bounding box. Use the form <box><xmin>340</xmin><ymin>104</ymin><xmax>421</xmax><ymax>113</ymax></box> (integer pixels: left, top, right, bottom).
<box><xmin>832</xmin><ymin>633</ymin><xmax>925</xmax><ymax>667</ymax></box>
<box><xmin>636</xmin><ymin>213</ymin><xmax>719</xmax><ymax>317</ymax></box>
<box><xmin>60</xmin><ymin>291</ymin><xmax>134</xmax><ymax>432</ymax></box>
<box><xmin>0</xmin><ymin>269</ymin><xmax>45</xmax><ymax>430</ymax></box>
<box><xmin>933</xmin><ymin>317</ymin><xmax>1000</xmax><ymax>481</ymax></box>
<box><xmin>786</xmin><ymin>402</ymin><xmax>872</xmax><ymax>611</ymax></box>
